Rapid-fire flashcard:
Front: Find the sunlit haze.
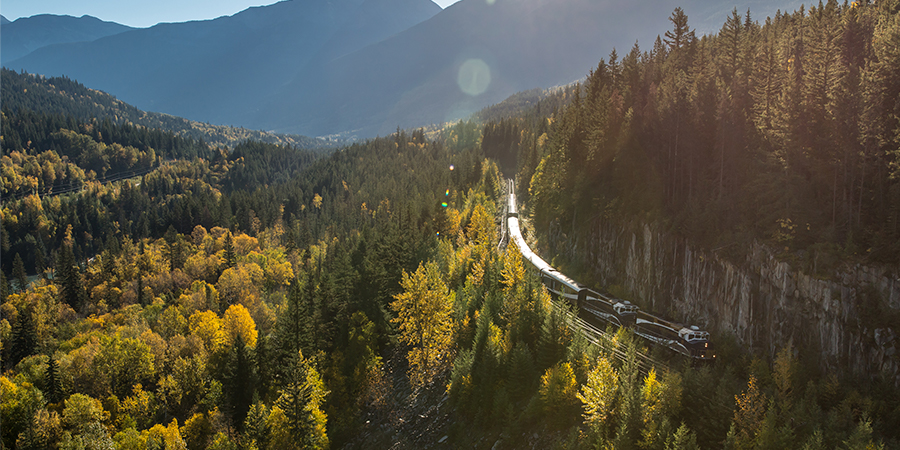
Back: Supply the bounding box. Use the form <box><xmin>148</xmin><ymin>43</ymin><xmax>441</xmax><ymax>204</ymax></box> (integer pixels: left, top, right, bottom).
<box><xmin>1</xmin><ymin>0</ymin><xmax>462</xmax><ymax>28</ymax></box>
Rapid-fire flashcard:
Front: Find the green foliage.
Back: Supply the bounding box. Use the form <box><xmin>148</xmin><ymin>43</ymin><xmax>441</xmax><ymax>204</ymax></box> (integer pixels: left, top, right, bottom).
<box><xmin>44</xmin><ymin>356</ymin><xmax>63</xmax><ymax>404</ymax></box>
<box><xmin>524</xmin><ymin>2</ymin><xmax>900</xmax><ymax>263</ymax></box>
<box><xmin>12</xmin><ymin>253</ymin><xmax>28</xmax><ymax>292</ymax></box>
<box><xmin>57</xmin><ymin>240</ymin><xmax>86</xmax><ymax>312</ymax></box>
<box><xmin>665</xmin><ymin>424</ymin><xmax>700</xmax><ymax>450</ymax></box>
<box><xmin>223</xmin><ymin>334</ymin><xmax>255</xmax><ymax>429</ymax></box>
<box><xmin>3</xmin><ymin>5</ymin><xmax>899</xmax><ymax>449</ymax></box>
<box><xmin>0</xmin><ymin>68</ymin><xmax>336</xmax><ymax>151</ymax></box>
<box><xmin>537</xmin><ymin>362</ymin><xmax>581</xmax><ymax>429</ymax></box>
<box><xmin>1</xmin><ymin>376</ymin><xmax>45</xmax><ymax>448</ymax></box>
<box><xmin>273</xmin><ymin>351</ymin><xmax>329</xmax><ymax>450</ymax></box>
<box><xmin>9</xmin><ymin>308</ymin><xmax>38</xmax><ymax>368</ymax></box>
<box><xmin>0</xmin><ymin>107</ymin><xmax>488</xmax><ymax>448</ymax></box>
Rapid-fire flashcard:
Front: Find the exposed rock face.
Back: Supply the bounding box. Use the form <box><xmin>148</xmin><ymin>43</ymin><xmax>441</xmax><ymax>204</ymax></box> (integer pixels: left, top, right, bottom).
<box><xmin>555</xmin><ymin>218</ymin><xmax>900</xmax><ymax>385</ymax></box>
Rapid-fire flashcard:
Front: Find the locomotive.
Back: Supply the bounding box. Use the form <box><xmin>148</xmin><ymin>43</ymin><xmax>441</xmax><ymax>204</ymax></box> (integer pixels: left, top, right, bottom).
<box><xmin>505</xmin><ymin>180</ymin><xmax>715</xmax><ymax>362</ymax></box>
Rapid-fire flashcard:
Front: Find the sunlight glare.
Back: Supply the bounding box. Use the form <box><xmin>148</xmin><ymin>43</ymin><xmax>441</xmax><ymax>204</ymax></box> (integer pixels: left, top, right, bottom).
<box><xmin>457</xmin><ymin>58</ymin><xmax>491</xmax><ymax>96</ymax></box>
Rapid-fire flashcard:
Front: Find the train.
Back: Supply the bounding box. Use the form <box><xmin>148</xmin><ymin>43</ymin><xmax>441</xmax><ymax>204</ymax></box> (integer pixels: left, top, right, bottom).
<box><xmin>505</xmin><ymin>180</ymin><xmax>715</xmax><ymax>363</ymax></box>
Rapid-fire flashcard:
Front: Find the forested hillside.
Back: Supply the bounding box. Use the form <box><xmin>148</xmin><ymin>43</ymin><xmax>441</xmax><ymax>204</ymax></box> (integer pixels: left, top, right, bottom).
<box><xmin>2</xmin><ymin>2</ymin><xmax>899</xmax><ymax>449</ymax></box>
<box><xmin>1</xmin><ymin>69</ymin><xmax>338</xmax><ymax>150</ymax></box>
<box><xmin>3</xmin><ymin>0</ymin><xmax>441</xmax><ymax>131</ymax></box>
<box><xmin>514</xmin><ymin>0</ymin><xmax>900</xmax><ymax>267</ymax></box>
<box><xmin>1</xmin><ymin>112</ymin><xmax>489</xmax><ymax>447</ymax></box>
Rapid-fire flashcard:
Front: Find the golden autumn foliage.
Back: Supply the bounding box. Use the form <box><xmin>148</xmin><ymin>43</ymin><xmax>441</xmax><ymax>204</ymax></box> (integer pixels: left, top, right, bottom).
<box><xmin>188</xmin><ymin>311</ymin><xmax>225</xmax><ymax>355</ymax></box>
<box><xmin>391</xmin><ymin>262</ymin><xmax>454</xmax><ymax>387</ymax></box>
<box><xmin>539</xmin><ymin>362</ymin><xmax>580</xmax><ymax>428</ymax></box>
<box><xmin>733</xmin><ymin>375</ymin><xmax>767</xmax><ymax>448</ymax></box>
<box><xmin>222</xmin><ymin>304</ymin><xmax>257</xmax><ymax>349</ymax></box>
<box><xmin>216</xmin><ymin>263</ymin><xmax>263</xmax><ymax>311</ymax></box>
<box><xmin>578</xmin><ymin>355</ymin><xmax>618</xmax><ymax>430</ymax></box>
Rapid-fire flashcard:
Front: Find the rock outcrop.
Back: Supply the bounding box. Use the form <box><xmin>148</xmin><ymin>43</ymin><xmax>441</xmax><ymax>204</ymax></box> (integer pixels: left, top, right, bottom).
<box><xmin>551</xmin><ymin>218</ymin><xmax>900</xmax><ymax>385</ymax></box>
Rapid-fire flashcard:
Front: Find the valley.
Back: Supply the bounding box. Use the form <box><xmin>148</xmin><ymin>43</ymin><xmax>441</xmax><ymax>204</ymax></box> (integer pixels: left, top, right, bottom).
<box><xmin>1</xmin><ymin>0</ymin><xmax>899</xmax><ymax>448</ymax></box>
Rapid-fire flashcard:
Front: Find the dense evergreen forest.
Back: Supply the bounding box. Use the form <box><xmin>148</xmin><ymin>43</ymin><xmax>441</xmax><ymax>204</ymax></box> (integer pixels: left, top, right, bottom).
<box><xmin>506</xmin><ymin>0</ymin><xmax>900</xmax><ymax>269</ymax></box>
<box><xmin>1</xmin><ymin>69</ymin><xmax>341</xmax><ymax>150</ymax></box>
<box><xmin>2</xmin><ymin>1</ymin><xmax>899</xmax><ymax>449</ymax></box>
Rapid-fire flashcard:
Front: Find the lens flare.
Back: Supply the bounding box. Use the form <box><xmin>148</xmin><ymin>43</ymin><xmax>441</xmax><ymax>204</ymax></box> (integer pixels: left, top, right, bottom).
<box><xmin>445</xmin><ymin>189</ymin><xmax>450</xmax><ymax>196</ymax></box>
<box><xmin>441</xmin><ymin>202</ymin><xmax>448</xmax><ymax>208</ymax></box>
<box><xmin>457</xmin><ymin>59</ymin><xmax>491</xmax><ymax>96</ymax></box>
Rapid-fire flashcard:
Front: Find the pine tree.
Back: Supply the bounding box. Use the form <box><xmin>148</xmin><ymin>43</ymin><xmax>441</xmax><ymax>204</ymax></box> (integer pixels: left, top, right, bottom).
<box><xmin>224</xmin><ymin>334</ymin><xmax>255</xmax><ymax>430</ymax></box>
<box><xmin>12</xmin><ymin>253</ymin><xmax>28</xmax><ymax>292</ymax></box>
<box><xmin>44</xmin><ymin>355</ymin><xmax>63</xmax><ymax>404</ymax></box>
<box><xmin>733</xmin><ymin>374</ymin><xmax>768</xmax><ymax>448</ymax></box>
<box><xmin>164</xmin><ymin>226</ymin><xmax>186</xmax><ymax>271</ymax></box>
<box><xmin>256</xmin><ymin>333</ymin><xmax>273</xmax><ymax>401</ymax></box>
<box><xmin>664</xmin><ymin>8</ymin><xmax>696</xmax><ymax>52</ymax></box>
<box><xmin>719</xmin><ymin>9</ymin><xmax>745</xmax><ymax>86</ymax></box>
<box><xmin>274</xmin><ymin>277</ymin><xmax>315</xmax><ymax>384</ymax></box>
<box><xmin>10</xmin><ymin>309</ymin><xmax>37</xmax><ymax>367</ymax></box>
<box><xmin>0</xmin><ymin>271</ymin><xmax>9</xmax><ymax>303</ymax></box>
<box><xmin>536</xmin><ymin>303</ymin><xmax>572</xmax><ymax>371</ymax></box>
<box><xmin>666</xmin><ymin>424</ymin><xmax>701</xmax><ymax>450</ymax></box>
<box><xmin>274</xmin><ymin>351</ymin><xmax>329</xmax><ymax>450</ymax></box>
<box><xmin>57</xmin><ymin>239</ymin><xmax>84</xmax><ymax>312</ymax></box>
<box><xmin>35</xmin><ymin>237</ymin><xmax>48</xmax><ymax>278</ymax></box>
<box><xmin>223</xmin><ymin>231</ymin><xmax>236</xmax><ymax>270</ymax></box>
<box><xmin>243</xmin><ymin>401</ymin><xmax>270</xmax><ymax>450</ymax></box>
<box><xmin>612</xmin><ymin>342</ymin><xmax>642</xmax><ymax>450</ymax></box>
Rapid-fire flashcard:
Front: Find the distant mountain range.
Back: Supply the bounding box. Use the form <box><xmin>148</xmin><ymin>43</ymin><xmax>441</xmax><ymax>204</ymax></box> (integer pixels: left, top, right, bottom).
<box><xmin>3</xmin><ymin>0</ymin><xmax>806</xmax><ymax>138</ymax></box>
<box><xmin>1</xmin><ymin>14</ymin><xmax>134</xmax><ymax>63</ymax></box>
<box><xmin>0</xmin><ymin>68</ymin><xmax>339</xmax><ymax>150</ymax></box>
<box><xmin>4</xmin><ymin>0</ymin><xmax>441</xmax><ymax>134</ymax></box>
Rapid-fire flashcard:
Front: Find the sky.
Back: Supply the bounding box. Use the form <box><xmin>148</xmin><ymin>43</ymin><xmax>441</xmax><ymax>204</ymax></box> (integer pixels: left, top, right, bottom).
<box><xmin>1</xmin><ymin>0</ymin><xmax>461</xmax><ymax>28</ymax></box>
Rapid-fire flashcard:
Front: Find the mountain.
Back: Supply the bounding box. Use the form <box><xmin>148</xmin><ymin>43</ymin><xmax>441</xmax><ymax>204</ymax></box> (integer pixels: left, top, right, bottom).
<box><xmin>5</xmin><ymin>0</ymin><xmax>441</xmax><ymax>127</ymax></box>
<box><xmin>255</xmin><ymin>0</ymin><xmax>808</xmax><ymax>136</ymax></box>
<box><xmin>5</xmin><ymin>0</ymin><xmax>805</xmax><ymax>138</ymax></box>
<box><xmin>0</xmin><ymin>14</ymin><xmax>134</xmax><ymax>64</ymax></box>
<box><xmin>0</xmin><ymin>68</ymin><xmax>337</xmax><ymax>150</ymax></box>
<box><xmin>1</xmin><ymin>15</ymin><xmax>10</xmax><ymax>25</ymax></box>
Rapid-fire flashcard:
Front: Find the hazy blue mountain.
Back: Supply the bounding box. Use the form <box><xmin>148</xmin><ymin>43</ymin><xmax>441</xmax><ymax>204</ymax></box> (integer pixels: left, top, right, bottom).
<box><xmin>5</xmin><ymin>0</ymin><xmax>441</xmax><ymax>126</ymax></box>
<box><xmin>1</xmin><ymin>14</ymin><xmax>134</xmax><ymax>63</ymax></box>
<box><xmin>5</xmin><ymin>0</ymin><xmax>805</xmax><ymax>138</ymax></box>
<box><xmin>1</xmin><ymin>15</ymin><xmax>10</xmax><ymax>25</ymax></box>
<box><xmin>255</xmin><ymin>0</ymin><xmax>807</xmax><ymax>137</ymax></box>
<box><xmin>1</xmin><ymin>67</ymin><xmax>339</xmax><ymax>150</ymax></box>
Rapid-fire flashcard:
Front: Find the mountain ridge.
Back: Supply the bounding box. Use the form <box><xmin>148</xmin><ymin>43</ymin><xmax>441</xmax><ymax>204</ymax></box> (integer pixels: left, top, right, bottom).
<box><xmin>0</xmin><ymin>68</ymin><xmax>339</xmax><ymax>150</ymax></box>
<box><xmin>0</xmin><ymin>14</ymin><xmax>135</xmax><ymax>63</ymax></box>
<box><xmin>5</xmin><ymin>0</ymin><xmax>442</xmax><ymax>127</ymax></box>
<box><xmin>5</xmin><ymin>0</ymin><xmax>806</xmax><ymax>137</ymax></box>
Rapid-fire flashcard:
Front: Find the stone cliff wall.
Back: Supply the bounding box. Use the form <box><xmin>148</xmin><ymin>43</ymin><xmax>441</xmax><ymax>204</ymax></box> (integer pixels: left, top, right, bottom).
<box><xmin>550</xmin><ymin>217</ymin><xmax>900</xmax><ymax>385</ymax></box>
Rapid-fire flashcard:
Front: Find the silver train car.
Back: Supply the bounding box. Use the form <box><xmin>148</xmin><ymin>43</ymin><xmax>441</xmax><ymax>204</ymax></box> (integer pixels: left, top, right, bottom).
<box><xmin>505</xmin><ymin>180</ymin><xmax>714</xmax><ymax>362</ymax></box>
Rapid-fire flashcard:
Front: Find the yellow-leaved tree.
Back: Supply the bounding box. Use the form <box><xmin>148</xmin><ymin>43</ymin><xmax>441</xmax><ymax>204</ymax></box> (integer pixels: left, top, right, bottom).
<box><xmin>222</xmin><ymin>304</ymin><xmax>257</xmax><ymax>349</ymax></box>
<box><xmin>391</xmin><ymin>261</ymin><xmax>454</xmax><ymax>387</ymax></box>
<box><xmin>578</xmin><ymin>355</ymin><xmax>618</xmax><ymax>439</ymax></box>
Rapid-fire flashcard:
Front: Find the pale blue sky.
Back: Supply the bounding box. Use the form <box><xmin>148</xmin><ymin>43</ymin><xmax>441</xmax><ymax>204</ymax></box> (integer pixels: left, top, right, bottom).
<box><xmin>2</xmin><ymin>0</ymin><xmax>460</xmax><ymax>28</ymax></box>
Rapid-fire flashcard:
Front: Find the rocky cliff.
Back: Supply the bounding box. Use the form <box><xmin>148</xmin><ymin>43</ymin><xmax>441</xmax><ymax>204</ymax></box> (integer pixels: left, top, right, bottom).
<box><xmin>550</xmin><ymin>217</ymin><xmax>900</xmax><ymax>385</ymax></box>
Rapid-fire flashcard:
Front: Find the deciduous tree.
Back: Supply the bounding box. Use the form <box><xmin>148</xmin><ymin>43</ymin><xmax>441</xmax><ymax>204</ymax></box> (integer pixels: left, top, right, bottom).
<box><xmin>578</xmin><ymin>355</ymin><xmax>618</xmax><ymax>439</ymax></box>
<box><xmin>391</xmin><ymin>261</ymin><xmax>454</xmax><ymax>386</ymax></box>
